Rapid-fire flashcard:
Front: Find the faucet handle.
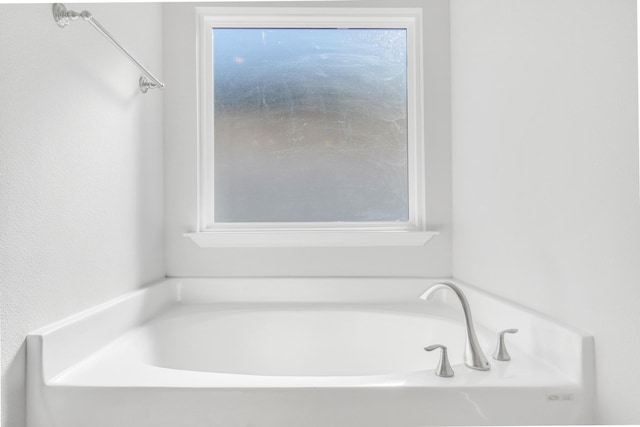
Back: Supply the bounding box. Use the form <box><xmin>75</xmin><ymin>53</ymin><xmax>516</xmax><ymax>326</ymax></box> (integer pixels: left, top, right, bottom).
<box><xmin>424</xmin><ymin>344</ymin><xmax>454</xmax><ymax>377</ymax></box>
<box><xmin>493</xmin><ymin>329</ymin><xmax>518</xmax><ymax>361</ymax></box>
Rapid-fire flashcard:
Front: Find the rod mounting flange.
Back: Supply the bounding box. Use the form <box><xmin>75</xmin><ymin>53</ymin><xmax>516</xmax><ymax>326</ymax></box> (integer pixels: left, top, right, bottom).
<box><xmin>52</xmin><ymin>3</ymin><xmax>70</xmax><ymax>28</ymax></box>
<box><xmin>139</xmin><ymin>76</ymin><xmax>156</xmax><ymax>93</ymax></box>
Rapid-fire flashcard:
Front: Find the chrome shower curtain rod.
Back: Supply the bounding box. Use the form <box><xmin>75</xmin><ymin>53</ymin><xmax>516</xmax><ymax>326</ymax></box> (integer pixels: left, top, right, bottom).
<box><xmin>52</xmin><ymin>3</ymin><xmax>164</xmax><ymax>93</ymax></box>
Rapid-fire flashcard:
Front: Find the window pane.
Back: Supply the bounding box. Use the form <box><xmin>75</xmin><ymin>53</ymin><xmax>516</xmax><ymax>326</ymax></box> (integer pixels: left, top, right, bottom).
<box><xmin>213</xmin><ymin>28</ymin><xmax>408</xmax><ymax>223</ymax></box>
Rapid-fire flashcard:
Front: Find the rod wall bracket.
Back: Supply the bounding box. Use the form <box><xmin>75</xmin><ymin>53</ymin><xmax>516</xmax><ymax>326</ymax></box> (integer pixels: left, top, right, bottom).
<box><xmin>139</xmin><ymin>76</ymin><xmax>157</xmax><ymax>94</ymax></box>
<box><xmin>52</xmin><ymin>3</ymin><xmax>71</xmax><ymax>28</ymax></box>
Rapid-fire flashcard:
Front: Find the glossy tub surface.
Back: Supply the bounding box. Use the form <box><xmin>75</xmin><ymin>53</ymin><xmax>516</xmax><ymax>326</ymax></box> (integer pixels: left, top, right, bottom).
<box><xmin>27</xmin><ymin>278</ymin><xmax>595</xmax><ymax>426</ymax></box>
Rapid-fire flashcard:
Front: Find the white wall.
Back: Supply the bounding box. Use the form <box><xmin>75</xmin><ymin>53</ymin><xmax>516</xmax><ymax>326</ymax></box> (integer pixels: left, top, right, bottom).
<box><xmin>163</xmin><ymin>0</ymin><xmax>452</xmax><ymax>278</ymax></box>
<box><xmin>0</xmin><ymin>4</ymin><xmax>165</xmax><ymax>427</ymax></box>
<box><xmin>451</xmin><ymin>0</ymin><xmax>640</xmax><ymax>423</ymax></box>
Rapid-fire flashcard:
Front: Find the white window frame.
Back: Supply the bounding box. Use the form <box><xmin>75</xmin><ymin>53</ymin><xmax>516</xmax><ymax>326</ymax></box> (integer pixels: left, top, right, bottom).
<box><xmin>186</xmin><ymin>7</ymin><xmax>438</xmax><ymax>247</ymax></box>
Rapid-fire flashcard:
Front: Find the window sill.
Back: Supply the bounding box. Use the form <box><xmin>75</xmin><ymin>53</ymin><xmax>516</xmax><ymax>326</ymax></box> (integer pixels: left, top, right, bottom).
<box><xmin>184</xmin><ymin>230</ymin><xmax>439</xmax><ymax>248</ymax></box>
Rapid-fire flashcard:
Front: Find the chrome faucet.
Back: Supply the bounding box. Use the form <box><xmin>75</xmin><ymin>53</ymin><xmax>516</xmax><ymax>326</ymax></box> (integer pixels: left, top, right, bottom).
<box><xmin>419</xmin><ymin>281</ymin><xmax>490</xmax><ymax>371</ymax></box>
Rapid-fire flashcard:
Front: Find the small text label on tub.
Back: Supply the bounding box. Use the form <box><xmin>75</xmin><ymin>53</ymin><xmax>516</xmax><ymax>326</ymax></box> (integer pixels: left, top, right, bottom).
<box><xmin>546</xmin><ymin>393</ymin><xmax>574</xmax><ymax>402</ymax></box>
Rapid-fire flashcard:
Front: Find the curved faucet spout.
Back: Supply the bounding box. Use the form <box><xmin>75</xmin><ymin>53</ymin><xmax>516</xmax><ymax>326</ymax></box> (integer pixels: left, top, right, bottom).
<box><xmin>420</xmin><ymin>281</ymin><xmax>490</xmax><ymax>371</ymax></box>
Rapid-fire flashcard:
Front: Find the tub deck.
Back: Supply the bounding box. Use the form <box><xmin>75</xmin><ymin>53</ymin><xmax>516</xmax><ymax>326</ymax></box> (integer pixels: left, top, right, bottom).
<box><xmin>27</xmin><ymin>278</ymin><xmax>595</xmax><ymax>427</ymax></box>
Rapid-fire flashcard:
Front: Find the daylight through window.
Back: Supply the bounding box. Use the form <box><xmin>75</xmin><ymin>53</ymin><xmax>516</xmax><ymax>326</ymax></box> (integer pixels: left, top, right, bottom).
<box><xmin>213</xmin><ymin>28</ymin><xmax>409</xmax><ymax>223</ymax></box>
<box><xmin>195</xmin><ymin>8</ymin><xmax>427</xmax><ymax>244</ymax></box>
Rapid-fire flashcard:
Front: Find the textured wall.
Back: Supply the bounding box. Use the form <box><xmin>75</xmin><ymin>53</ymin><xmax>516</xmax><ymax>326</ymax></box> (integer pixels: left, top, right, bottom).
<box><xmin>0</xmin><ymin>4</ymin><xmax>165</xmax><ymax>426</ymax></box>
<box><xmin>451</xmin><ymin>0</ymin><xmax>640</xmax><ymax>423</ymax></box>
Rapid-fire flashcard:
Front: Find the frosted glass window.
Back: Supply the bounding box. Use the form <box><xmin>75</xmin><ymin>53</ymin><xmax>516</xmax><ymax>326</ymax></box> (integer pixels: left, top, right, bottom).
<box><xmin>212</xmin><ymin>28</ymin><xmax>408</xmax><ymax>223</ymax></box>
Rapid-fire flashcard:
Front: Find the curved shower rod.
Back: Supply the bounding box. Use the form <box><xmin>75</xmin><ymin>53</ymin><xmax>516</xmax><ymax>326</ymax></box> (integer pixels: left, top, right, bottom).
<box><xmin>52</xmin><ymin>3</ymin><xmax>164</xmax><ymax>93</ymax></box>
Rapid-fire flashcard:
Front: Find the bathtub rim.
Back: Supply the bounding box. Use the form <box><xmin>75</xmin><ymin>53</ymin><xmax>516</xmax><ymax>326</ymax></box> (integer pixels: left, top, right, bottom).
<box><xmin>26</xmin><ymin>276</ymin><xmax>594</xmax><ymax>388</ymax></box>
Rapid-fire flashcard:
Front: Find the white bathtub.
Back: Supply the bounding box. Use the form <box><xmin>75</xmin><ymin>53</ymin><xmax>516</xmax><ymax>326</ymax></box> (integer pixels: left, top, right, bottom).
<box><xmin>27</xmin><ymin>278</ymin><xmax>595</xmax><ymax>426</ymax></box>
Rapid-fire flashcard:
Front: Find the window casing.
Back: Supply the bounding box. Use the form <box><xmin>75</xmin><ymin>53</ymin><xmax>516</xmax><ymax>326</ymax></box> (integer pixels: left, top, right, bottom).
<box><xmin>188</xmin><ymin>7</ymin><xmax>437</xmax><ymax>247</ymax></box>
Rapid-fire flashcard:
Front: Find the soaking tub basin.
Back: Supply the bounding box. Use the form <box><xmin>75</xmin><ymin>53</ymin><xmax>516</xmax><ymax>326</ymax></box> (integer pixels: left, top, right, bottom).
<box><xmin>27</xmin><ymin>278</ymin><xmax>595</xmax><ymax>426</ymax></box>
<box><xmin>146</xmin><ymin>306</ymin><xmax>468</xmax><ymax>377</ymax></box>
